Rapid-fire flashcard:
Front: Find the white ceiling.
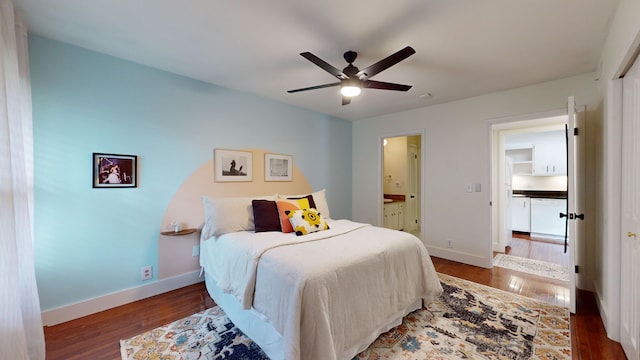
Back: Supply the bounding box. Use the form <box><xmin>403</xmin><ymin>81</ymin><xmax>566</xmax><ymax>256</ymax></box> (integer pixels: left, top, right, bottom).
<box><xmin>14</xmin><ymin>0</ymin><xmax>619</xmax><ymax>121</ymax></box>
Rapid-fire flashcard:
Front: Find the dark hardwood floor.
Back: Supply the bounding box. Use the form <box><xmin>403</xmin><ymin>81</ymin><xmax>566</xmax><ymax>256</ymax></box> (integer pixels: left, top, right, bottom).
<box><xmin>44</xmin><ymin>256</ymin><xmax>626</xmax><ymax>360</ymax></box>
<box><xmin>44</xmin><ymin>283</ymin><xmax>216</xmax><ymax>360</ymax></box>
<box><xmin>507</xmin><ymin>232</ymin><xmax>570</xmax><ymax>267</ymax></box>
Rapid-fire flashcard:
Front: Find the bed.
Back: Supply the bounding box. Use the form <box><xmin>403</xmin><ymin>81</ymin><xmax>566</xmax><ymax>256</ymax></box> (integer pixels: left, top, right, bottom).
<box><xmin>199</xmin><ymin>191</ymin><xmax>443</xmax><ymax>360</ymax></box>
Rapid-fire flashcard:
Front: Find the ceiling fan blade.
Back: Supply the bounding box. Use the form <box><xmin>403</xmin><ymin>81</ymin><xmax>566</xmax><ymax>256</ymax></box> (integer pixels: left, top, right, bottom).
<box><xmin>364</xmin><ymin>80</ymin><xmax>412</xmax><ymax>91</ymax></box>
<box><xmin>287</xmin><ymin>82</ymin><xmax>340</xmax><ymax>93</ymax></box>
<box><xmin>356</xmin><ymin>46</ymin><xmax>416</xmax><ymax>79</ymax></box>
<box><xmin>342</xmin><ymin>96</ymin><xmax>352</xmax><ymax>106</ymax></box>
<box><xmin>300</xmin><ymin>52</ymin><xmax>348</xmax><ymax>79</ymax></box>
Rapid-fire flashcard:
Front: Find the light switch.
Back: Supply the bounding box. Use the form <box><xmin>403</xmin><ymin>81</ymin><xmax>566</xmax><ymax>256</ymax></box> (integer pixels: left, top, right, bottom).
<box><xmin>474</xmin><ymin>183</ymin><xmax>481</xmax><ymax>192</ymax></box>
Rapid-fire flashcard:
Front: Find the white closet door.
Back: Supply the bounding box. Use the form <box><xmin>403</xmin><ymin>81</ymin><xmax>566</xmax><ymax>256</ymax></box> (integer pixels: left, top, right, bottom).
<box><xmin>621</xmin><ymin>52</ymin><xmax>640</xmax><ymax>360</ymax></box>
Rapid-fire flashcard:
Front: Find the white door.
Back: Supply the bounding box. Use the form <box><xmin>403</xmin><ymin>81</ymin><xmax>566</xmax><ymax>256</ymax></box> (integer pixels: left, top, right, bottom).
<box><xmin>566</xmin><ymin>96</ymin><xmax>581</xmax><ymax>314</ymax></box>
<box><xmin>407</xmin><ymin>144</ymin><xmax>419</xmax><ymax>232</ymax></box>
<box><xmin>620</xmin><ymin>52</ymin><xmax>640</xmax><ymax>360</ymax></box>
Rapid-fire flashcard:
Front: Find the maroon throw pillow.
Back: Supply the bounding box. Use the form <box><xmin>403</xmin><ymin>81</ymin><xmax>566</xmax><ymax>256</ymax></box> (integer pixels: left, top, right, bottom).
<box><xmin>252</xmin><ymin>200</ymin><xmax>282</xmax><ymax>232</ymax></box>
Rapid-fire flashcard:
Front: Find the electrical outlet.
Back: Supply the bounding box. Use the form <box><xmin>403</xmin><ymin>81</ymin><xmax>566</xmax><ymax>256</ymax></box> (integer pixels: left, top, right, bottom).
<box><xmin>447</xmin><ymin>240</ymin><xmax>453</xmax><ymax>248</ymax></box>
<box><xmin>192</xmin><ymin>245</ymin><xmax>200</xmax><ymax>257</ymax></box>
<box><xmin>141</xmin><ymin>266</ymin><xmax>153</xmax><ymax>281</ymax></box>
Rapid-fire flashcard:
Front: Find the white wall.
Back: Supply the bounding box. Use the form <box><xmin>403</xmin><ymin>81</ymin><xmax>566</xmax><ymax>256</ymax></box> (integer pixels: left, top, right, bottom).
<box><xmin>353</xmin><ymin>73</ymin><xmax>599</xmax><ymax>269</ymax></box>
<box><xmin>594</xmin><ymin>0</ymin><xmax>640</xmax><ymax>341</ymax></box>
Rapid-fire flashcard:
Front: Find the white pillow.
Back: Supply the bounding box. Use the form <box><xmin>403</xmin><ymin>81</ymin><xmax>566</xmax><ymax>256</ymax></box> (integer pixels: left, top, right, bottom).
<box><xmin>201</xmin><ymin>195</ymin><xmax>275</xmax><ymax>239</ymax></box>
<box><xmin>276</xmin><ymin>189</ymin><xmax>331</xmax><ymax>219</ymax></box>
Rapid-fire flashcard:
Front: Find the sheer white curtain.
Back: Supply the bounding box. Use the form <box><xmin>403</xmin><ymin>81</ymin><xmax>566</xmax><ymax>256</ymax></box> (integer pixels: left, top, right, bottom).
<box><xmin>0</xmin><ymin>1</ymin><xmax>46</xmax><ymax>359</ymax></box>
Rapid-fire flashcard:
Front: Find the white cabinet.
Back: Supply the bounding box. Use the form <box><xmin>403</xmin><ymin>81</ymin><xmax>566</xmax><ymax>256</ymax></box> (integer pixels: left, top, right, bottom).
<box><xmin>530</xmin><ymin>198</ymin><xmax>567</xmax><ymax>236</ymax></box>
<box><xmin>532</xmin><ymin>131</ymin><xmax>567</xmax><ymax>176</ymax></box>
<box><xmin>511</xmin><ymin>196</ymin><xmax>530</xmax><ymax>232</ymax></box>
<box><xmin>384</xmin><ymin>202</ymin><xmax>404</xmax><ymax>230</ymax></box>
<box><xmin>506</xmin><ymin>145</ymin><xmax>533</xmax><ymax>175</ymax></box>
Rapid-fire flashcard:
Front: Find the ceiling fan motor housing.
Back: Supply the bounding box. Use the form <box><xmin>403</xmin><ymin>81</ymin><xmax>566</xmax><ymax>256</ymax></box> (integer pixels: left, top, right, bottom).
<box><xmin>343</xmin><ymin>64</ymin><xmax>359</xmax><ymax>78</ymax></box>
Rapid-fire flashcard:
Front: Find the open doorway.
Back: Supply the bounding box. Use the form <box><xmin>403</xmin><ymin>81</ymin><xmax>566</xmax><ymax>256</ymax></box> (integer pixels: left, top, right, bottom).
<box><xmin>382</xmin><ymin>134</ymin><xmax>422</xmax><ymax>238</ymax></box>
<box><xmin>491</xmin><ymin>114</ymin><xmax>571</xmax><ymax>275</ymax></box>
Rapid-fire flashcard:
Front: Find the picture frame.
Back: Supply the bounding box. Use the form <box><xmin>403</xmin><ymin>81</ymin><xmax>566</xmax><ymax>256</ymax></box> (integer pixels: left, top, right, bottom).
<box><xmin>265</xmin><ymin>153</ymin><xmax>293</xmax><ymax>182</ymax></box>
<box><xmin>92</xmin><ymin>153</ymin><xmax>138</xmax><ymax>188</ymax></box>
<box><xmin>214</xmin><ymin>149</ymin><xmax>253</xmax><ymax>182</ymax></box>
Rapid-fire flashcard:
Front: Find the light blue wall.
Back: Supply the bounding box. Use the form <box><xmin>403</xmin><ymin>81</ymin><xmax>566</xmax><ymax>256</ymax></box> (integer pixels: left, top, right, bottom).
<box><xmin>29</xmin><ymin>36</ymin><xmax>352</xmax><ymax>311</ymax></box>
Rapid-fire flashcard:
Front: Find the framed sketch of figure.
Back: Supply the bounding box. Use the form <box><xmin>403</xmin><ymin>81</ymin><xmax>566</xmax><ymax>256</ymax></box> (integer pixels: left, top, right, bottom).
<box><xmin>214</xmin><ymin>149</ymin><xmax>253</xmax><ymax>182</ymax></box>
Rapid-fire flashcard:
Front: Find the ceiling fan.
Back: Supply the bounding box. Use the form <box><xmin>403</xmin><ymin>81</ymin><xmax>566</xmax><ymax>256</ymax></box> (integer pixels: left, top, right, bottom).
<box><xmin>287</xmin><ymin>46</ymin><xmax>416</xmax><ymax>105</ymax></box>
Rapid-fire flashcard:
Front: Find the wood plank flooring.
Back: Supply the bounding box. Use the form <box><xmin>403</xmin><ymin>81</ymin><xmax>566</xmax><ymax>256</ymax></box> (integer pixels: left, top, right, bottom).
<box><xmin>508</xmin><ymin>232</ymin><xmax>570</xmax><ymax>267</ymax></box>
<box><xmin>44</xmin><ymin>256</ymin><xmax>625</xmax><ymax>360</ymax></box>
<box><xmin>44</xmin><ymin>283</ymin><xmax>216</xmax><ymax>360</ymax></box>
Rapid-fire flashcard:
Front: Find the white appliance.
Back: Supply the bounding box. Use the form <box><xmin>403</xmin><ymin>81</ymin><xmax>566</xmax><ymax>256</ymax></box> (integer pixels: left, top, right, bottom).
<box><xmin>530</xmin><ymin>198</ymin><xmax>567</xmax><ymax>237</ymax></box>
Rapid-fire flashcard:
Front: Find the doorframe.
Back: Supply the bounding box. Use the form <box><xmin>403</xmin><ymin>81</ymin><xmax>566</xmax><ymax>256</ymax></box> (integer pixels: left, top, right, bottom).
<box><xmin>379</xmin><ymin>129</ymin><xmax>426</xmax><ymax>241</ymax></box>
<box><xmin>488</xmin><ymin>110</ymin><xmax>568</xmax><ymax>255</ymax></box>
<box><xmin>407</xmin><ymin>143</ymin><xmax>419</xmax><ymax>233</ymax></box>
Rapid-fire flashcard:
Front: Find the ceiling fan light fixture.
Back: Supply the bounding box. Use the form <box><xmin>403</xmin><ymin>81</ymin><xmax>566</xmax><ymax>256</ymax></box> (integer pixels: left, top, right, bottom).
<box><xmin>341</xmin><ymin>81</ymin><xmax>361</xmax><ymax>97</ymax></box>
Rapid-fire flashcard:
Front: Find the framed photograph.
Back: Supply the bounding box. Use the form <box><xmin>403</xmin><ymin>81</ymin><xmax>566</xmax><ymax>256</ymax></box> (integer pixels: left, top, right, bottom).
<box><xmin>93</xmin><ymin>153</ymin><xmax>137</xmax><ymax>188</ymax></box>
<box><xmin>265</xmin><ymin>153</ymin><xmax>293</xmax><ymax>182</ymax></box>
<box><xmin>215</xmin><ymin>149</ymin><xmax>253</xmax><ymax>182</ymax></box>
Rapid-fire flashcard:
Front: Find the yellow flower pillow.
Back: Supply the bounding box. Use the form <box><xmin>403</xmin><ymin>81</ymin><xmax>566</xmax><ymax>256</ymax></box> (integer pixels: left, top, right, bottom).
<box><xmin>285</xmin><ymin>208</ymin><xmax>330</xmax><ymax>236</ymax></box>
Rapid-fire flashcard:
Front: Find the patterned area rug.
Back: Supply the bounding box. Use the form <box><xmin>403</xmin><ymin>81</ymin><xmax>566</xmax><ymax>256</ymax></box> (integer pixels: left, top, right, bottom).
<box><xmin>120</xmin><ymin>273</ymin><xmax>571</xmax><ymax>360</ymax></box>
<box><xmin>493</xmin><ymin>253</ymin><xmax>570</xmax><ymax>281</ymax></box>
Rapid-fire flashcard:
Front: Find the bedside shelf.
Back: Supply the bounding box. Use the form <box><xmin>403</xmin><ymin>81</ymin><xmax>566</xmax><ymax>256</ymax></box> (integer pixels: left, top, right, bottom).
<box><xmin>160</xmin><ymin>228</ymin><xmax>197</xmax><ymax>236</ymax></box>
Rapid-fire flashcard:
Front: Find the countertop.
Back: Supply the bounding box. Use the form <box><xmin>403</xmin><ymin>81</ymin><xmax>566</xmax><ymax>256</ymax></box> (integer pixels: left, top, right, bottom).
<box><xmin>512</xmin><ymin>190</ymin><xmax>567</xmax><ymax>199</ymax></box>
<box><xmin>383</xmin><ymin>194</ymin><xmax>406</xmax><ymax>203</ymax></box>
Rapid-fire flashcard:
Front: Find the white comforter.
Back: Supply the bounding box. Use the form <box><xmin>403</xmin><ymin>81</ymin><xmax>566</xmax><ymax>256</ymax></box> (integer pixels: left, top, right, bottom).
<box><xmin>201</xmin><ymin>219</ymin><xmax>443</xmax><ymax>360</ymax></box>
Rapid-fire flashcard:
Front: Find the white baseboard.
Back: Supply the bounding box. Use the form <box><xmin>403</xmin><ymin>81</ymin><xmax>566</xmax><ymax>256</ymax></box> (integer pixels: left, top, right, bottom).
<box><xmin>41</xmin><ymin>270</ymin><xmax>203</xmax><ymax>326</ymax></box>
<box><xmin>593</xmin><ymin>280</ymin><xmax>620</xmax><ymax>341</ymax></box>
<box><xmin>426</xmin><ymin>246</ymin><xmax>492</xmax><ymax>268</ymax></box>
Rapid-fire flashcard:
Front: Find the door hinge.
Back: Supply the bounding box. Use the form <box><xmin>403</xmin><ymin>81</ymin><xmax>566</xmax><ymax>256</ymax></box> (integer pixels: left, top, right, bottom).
<box><xmin>574</xmin><ymin>127</ymin><xmax>579</xmax><ymax>136</ymax></box>
<box><xmin>575</xmin><ymin>265</ymin><xmax>579</xmax><ymax>274</ymax></box>
<box><xmin>489</xmin><ymin>201</ymin><xmax>492</xmax><ymax>206</ymax></box>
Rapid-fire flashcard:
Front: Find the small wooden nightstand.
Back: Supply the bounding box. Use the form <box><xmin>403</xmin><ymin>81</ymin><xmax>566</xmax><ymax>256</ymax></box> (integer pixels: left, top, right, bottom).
<box><xmin>160</xmin><ymin>228</ymin><xmax>197</xmax><ymax>236</ymax></box>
